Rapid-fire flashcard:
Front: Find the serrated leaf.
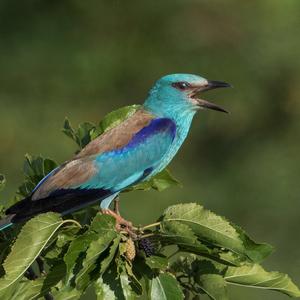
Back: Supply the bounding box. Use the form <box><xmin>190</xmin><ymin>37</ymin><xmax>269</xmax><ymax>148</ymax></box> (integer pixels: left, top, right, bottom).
<box><xmin>100</xmin><ymin>235</ymin><xmax>121</xmax><ymax>274</ymax></box>
<box><xmin>124</xmin><ymin>260</ymin><xmax>143</xmax><ymax>296</ymax></box>
<box><xmin>150</xmin><ymin>273</ymin><xmax>184</xmax><ymax>300</ymax></box>
<box><xmin>95</xmin><ymin>277</ymin><xmax>116</xmax><ymax>300</ymax></box>
<box><xmin>75</xmin><ymin>215</ymin><xmax>117</xmax><ymax>291</ymax></box>
<box><xmin>64</xmin><ymin>214</ymin><xmax>117</xmax><ymax>286</ymax></box>
<box><xmin>162</xmin><ymin>203</ymin><xmax>272</xmax><ymax>262</ymax></box>
<box><xmin>225</xmin><ymin>263</ymin><xmax>300</xmax><ymax>298</ymax></box>
<box><xmin>120</xmin><ymin>271</ymin><xmax>136</xmax><ymax>300</ymax></box>
<box><xmin>64</xmin><ymin>231</ymin><xmax>98</xmax><ymax>283</ymax></box>
<box><xmin>0</xmin><ymin>174</ymin><xmax>6</xmax><ymax>192</ymax></box>
<box><xmin>0</xmin><ymin>213</ymin><xmax>78</xmax><ymax>292</ymax></box>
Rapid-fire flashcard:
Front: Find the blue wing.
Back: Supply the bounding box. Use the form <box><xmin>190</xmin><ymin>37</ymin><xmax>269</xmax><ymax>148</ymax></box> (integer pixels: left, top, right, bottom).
<box><xmin>7</xmin><ymin>117</ymin><xmax>176</xmax><ymax>221</ymax></box>
<box><xmin>81</xmin><ymin>118</ymin><xmax>176</xmax><ymax>191</ymax></box>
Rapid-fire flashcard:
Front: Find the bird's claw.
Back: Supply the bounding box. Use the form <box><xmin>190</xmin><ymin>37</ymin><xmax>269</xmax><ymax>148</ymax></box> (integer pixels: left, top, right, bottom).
<box><xmin>101</xmin><ymin>209</ymin><xmax>137</xmax><ymax>239</ymax></box>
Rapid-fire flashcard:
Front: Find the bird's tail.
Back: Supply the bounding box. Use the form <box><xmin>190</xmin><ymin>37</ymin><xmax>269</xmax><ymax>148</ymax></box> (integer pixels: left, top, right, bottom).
<box><xmin>0</xmin><ymin>215</ymin><xmax>14</xmax><ymax>231</ymax></box>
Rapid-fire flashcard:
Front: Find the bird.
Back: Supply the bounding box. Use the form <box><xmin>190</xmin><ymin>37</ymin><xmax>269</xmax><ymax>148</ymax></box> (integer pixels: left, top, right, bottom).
<box><xmin>0</xmin><ymin>73</ymin><xmax>231</xmax><ymax>232</ymax></box>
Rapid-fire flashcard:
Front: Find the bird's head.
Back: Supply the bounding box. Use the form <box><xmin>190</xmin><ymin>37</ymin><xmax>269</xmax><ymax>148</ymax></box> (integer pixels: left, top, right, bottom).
<box><xmin>144</xmin><ymin>73</ymin><xmax>231</xmax><ymax>120</ymax></box>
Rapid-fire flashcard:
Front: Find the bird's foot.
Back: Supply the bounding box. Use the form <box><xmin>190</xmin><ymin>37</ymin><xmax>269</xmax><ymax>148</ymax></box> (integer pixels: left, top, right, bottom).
<box><xmin>101</xmin><ymin>209</ymin><xmax>137</xmax><ymax>239</ymax></box>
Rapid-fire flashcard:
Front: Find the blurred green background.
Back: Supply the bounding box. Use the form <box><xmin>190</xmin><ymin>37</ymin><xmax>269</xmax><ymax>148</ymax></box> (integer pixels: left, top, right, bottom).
<box><xmin>0</xmin><ymin>0</ymin><xmax>299</xmax><ymax>299</ymax></box>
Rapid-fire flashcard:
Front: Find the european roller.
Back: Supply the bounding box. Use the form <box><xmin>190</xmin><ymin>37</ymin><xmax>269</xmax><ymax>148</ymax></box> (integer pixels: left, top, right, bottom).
<box><xmin>0</xmin><ymin>73</ymin><xmax>230</xmax><ymax>232</ymax></box>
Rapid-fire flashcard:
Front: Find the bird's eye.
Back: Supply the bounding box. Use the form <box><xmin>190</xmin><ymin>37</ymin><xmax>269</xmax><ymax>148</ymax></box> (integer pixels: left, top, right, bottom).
<box><xmin>172</xmin><ymin>81</ymin><xmax>190</xmax><ymax>90</ymax></box>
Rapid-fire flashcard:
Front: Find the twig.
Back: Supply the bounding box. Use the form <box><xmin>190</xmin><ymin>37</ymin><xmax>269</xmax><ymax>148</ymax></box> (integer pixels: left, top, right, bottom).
<box><xmin>36</xmin><ymin>256</ymin><xmax>45</xmax><ymax>275</ymax></box>
<box><xmin>140</xmin><ymin>222</ymin><xmax>161</xmax><ymax>231</ymax></box>
<box><xmin>140</xmin><ymin>233</ymin><xmax>155</xmax><ymax>239</ymax></box>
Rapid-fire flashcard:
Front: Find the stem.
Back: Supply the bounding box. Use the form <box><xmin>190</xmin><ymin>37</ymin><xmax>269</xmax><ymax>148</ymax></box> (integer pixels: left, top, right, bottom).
<box><xmin>63</xmin><ymin>219</ymin><xmax>82</xmax><ymax>228</ymax></box>
<box><xmin>141</xmin><ymin>233</ymin><xmax>155</xmax><ymax>239</ymax></box>
<box><xmin>140</xmin><ymin>222</ymin><xmax>161</xmax><ymax>231</ymax></box>
<box><xmin>36</xmin><ymin>256</ymin><xmax>45</xmax><ymax>275</ymax></box>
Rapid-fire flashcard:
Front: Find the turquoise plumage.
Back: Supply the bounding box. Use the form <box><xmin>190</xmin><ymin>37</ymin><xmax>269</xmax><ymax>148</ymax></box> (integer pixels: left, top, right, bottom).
<box><xmin>0</xmin><ymin>73</ymin><xmax>230</xmax><ymax>230</ymax></box>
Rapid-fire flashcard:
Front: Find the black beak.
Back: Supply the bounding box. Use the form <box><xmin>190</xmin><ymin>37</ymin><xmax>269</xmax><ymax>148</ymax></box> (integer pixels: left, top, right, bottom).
<box><xmin>196</xmin><ymin>99</ymin><xmax>229</xmax><ymax>113</ymax></box>
<box><xmin>204</xmin><ymin>80</ymin><xmax>232</xmax><ymax>91</ymax></box>
<box><xmin>194</xmin><ymin>80</ymin><xmax>231</xmax><ymax>113</ymax></box>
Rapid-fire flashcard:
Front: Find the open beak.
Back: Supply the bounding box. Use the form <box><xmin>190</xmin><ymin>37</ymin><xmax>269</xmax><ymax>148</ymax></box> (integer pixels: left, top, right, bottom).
<box><xmin>192</xmin><ymin>80</ymin><xmax>231</xmax><ymax>113</ymax></box>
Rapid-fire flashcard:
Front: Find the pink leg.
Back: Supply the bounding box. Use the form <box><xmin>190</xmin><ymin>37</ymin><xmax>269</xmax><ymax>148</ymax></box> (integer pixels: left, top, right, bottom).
<box><xmin>101</xmin><ymin>209</ymin><xmax>136</xmax><ymax>238</ymax></box>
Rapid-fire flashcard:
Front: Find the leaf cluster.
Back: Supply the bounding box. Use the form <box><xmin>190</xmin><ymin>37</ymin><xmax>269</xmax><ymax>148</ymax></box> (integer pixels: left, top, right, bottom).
<box><xmin>0</xmin><ymin>105</ymin><xmax>299</xmax><ymax>299</ymax></box>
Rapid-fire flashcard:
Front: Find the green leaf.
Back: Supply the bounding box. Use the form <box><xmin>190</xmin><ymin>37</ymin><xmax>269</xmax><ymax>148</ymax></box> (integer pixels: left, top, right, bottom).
<box><xmin>18</xmin><ymin>154</ymin><xmax>58</xmax><ymax>198</ymax></box>
<box><xmin>0</xmin><ymin>213</ymin><xmax>78</xmax><ymax>292</ymax></box>
<box><xmin>89</xmin><ymin>213</ymin><xmax>116</xmax><ymax>233</ymax></box>
<box><xmin>100</xmin><ymin>262</ymin><xmax>126</xmax><ymax>300</ymax></box>
<box><xmin>160</xmin><ymin>221</ymin><xmax>210</xmax><ymax>255</ymax></box>
<box><xmin>15</xmin><ymin>261</ymin><xmax>67</xmax><ymax>300</ymax></box>
<box><xmin>75</xmin><ymin>215</ymin><xmax>118</xmax><ymax>291</ymax></box>
<box><xmin>162</xmin><ymin>203</ymin><xmax>272</xmax><ymax>262</ymax></box>
<box><xmin>0</xmin><ymin>174</ymin><xmax>6</xmax><ymax>192</ymax></box>
<box><xmin>56</xmin><ymin>225</ymin><xmax>80</xmax><ymax>248</ymax></box>
<box><xmin>127</xmin><ymin>169</ymin><xmax>181</xmax><ymax>192</ymax></box>
<box><xmin>198</xmin><ymin>274</ymin><xmax>228</xmax><ymax>300</ymax></box>
<box><xmin>150</xmin><ymin>169</ymin><xmax>181</xmax><ymax>192</ymax></box>
<box><xmin>100</xmin><ymin>235</ymin><xmax>121</xmax><ymax>274</ymax></box>
<box><xmin>145</xmin><ymin>256</ymin><xmax>169</xmax><ymax>270</ymax></box>
<box><xmin>64</xmin><ymin>231</ymin><xmax>98</xmax><ymax>283</ymax></box>
<box><xmin>52</xmin><ymin>286</ymin><xmax>82</xmax><ymax>300</ymax></box>
<box><xmin>62</xmin><ymin>118</ymin><xmax>96</xmax><ymax>149</ymax></box>
<box><xmin>150</xmin><ymin>273</ymin><xmax>184</xmax><ymax>300</ymax></box>
<box><xmin>225</xmin><ymin>263</ymin><xmax>300</xmax><ymax>298</ymax></box>
<box><xmin>0</xmin><ymin>277</ymin><xmax>43</xmax><ymax>300</ymax></box>
<box><xmin>98</xmin><ymin>104</ymin><xmax>141</xmax><ymax>134</ymax></box>
<box><xmin>94</xmin><ymin>277</ymin><xmax>116</xmax><ymax>300</ymax></box>
<box><xmin>232</xmin><ymin>224</ymin><xmax>273</xmax><ymax>263</ymax></box>
<box><xmin>191</xmin><ymin>259</ymin><xmax>228</xmax><ymax>300</ymax></box>
<box><xmin>124</xmin><ymin>260</ymin><xmax>143</xmax><ymax>296</ymax></box>
<box><xmin>39</xmin><ymin>262</ymin><xmax>67</xmax><ymax>296</ymax></box>
<box><xmin>120</xmin><ymin>271</ymin><xmax>136</xmax><ymax>300</ymax></box>
<box><xmin>62</xmin><ymin>118</ymin><xmax>77</xmax><ymax>141</ymax></box>
<box><xmin>77</xmin><ymin>122</ymin><xmax>96</xmax><ymax>148</ymax></box>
